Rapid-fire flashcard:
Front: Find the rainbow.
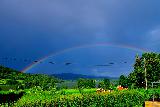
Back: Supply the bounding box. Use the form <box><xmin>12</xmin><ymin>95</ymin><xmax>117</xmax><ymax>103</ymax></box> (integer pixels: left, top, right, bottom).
<box><xmin>21</xmin><ymin>43</ymin><xmax>150</xmax><ymax>73</ymax></box>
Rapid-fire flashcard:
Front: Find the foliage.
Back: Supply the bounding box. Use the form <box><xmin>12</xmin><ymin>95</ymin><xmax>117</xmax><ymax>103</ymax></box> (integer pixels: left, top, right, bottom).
<box><xmin>127</xmin><ymin>53</ymin><xmax>160</xmax><ymax>88</ymax></box>
<box><xmin>0</xmin><ymin>85</ymin><xmax>17</xmax><ymax>91</ymax></box>
<box><xmin>59</xmin><ymin>88</ymin><xmax>96</xmax><ymax>95</ymax></box>
<box><xmin>98</xmin><ymin>81</ymin><xmax>105</xmax><ymax>88</ymax></box>
<box><xmin>98</xmin><ymin>79</ymin><xmax>111</xmax><ymax>89</ymax></box>
<box><xmin>56</xmin><ymin>80</ymin><xmax>77</xmax><ymax>89</ymax></box>
<box><xmin>119</xmin><ymin>75</ymin><xmax>128</xmax><ymax>88</ymax></box>
<box><xmin>77</xmin><ymin>78</ymin><xmax>96</xmax><ymax>89</ymax></box>
<box><xmin>14</xmin><ymin>90</ymin><xmax>145</xmax><ymax>107</ymax></box>
<box><xmin>104</xmin><ymin>79</ymin><xmax>111</xmax><ymax>89</ymax></box>
<box><xmin>136</xmin><ymin>88</ymin><xmax>160</xmax><ymax>101</ymax></box>
<box><xmin>0</xmin><ymin>90</ymin><xmax>24</xmax><ymax>106</ymax></box>
<box><xmin>0</xmin><ymin>65</ymin><xmax>61</xmax><ymax>91</ymax></box>
<box><xmin>23</xmin><ymin>74</ymin><xmax>59</xmax><ymax>90</ymax></box>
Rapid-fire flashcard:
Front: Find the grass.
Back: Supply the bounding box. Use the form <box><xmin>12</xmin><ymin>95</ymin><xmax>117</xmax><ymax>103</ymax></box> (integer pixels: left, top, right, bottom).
<box><xmin>60</xmin><ymin>88</ymin><xmax>96</xmax><ymax>95</ymax></box>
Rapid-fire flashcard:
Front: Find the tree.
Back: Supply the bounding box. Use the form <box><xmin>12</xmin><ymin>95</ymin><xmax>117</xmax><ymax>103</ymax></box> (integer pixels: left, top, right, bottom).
<box><xmin>98</xmin><ymin>79</ymin><xmax>111</xmax><ymax>89</ymax></box>
<box><xmin>98</xmin><ymin>81</ymin><xmax>105</xmax><ymax>89</ymax></box>
<box><xmin>128</xmin><ymin>53</ymin><xmax>160</xmax><ymax>88</ymax></box>
<box><xmin>119</xmin><ymin>75</ymin><xmax>128</xmax><ymax>88</ymax></box>
<box><xmin>104</xmin><ymin>79</ymin><xmax>110</xmax><ymax>89</ymax></box>
<box><xmin>77</xmin><ymin>78</ymin><xmax>96</xmax><ymax>89</ymax></box>
<box><xmin>23</xmin><ymin>74</ymin><xmax>58</xmax><ymax>90</ymax></box>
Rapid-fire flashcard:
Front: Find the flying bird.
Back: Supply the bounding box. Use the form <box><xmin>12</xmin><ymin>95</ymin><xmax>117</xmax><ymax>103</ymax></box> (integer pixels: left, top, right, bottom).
<box><xmin>34</xmin><ymin>60</ymin><xmax>38</xmax><ymax>63</ymax></box>
<box><xmin>49</xmin><ymin>62</ymin><xmax>55</xmax><ymax>64</ymax></box>
<box><xmin>65</xmin><ymin>62</ymin><xmax>72</xmax><ymax>65</ymax></box>
<box><xmin>109</xmin><ymin>62</ymin><xmax>114</xmax><ymax>64</ymax></box>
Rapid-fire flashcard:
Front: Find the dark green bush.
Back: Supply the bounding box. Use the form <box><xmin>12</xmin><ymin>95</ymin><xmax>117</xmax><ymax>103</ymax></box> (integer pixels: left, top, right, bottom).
<box><xmin>0</xmin><ymin>91</ymin><xmax>25</xmax><ymax>106</ymax></box>
<box><xmin>0</xmin><ymin>85</ymin><xmax>17</xmax><ymax>91</ymax></box>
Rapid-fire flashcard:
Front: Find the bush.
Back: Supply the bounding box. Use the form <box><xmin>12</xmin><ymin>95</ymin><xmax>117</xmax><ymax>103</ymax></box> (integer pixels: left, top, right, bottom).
<box><xmin>15</xmin><ymin>90</ymin><xmax>145</xmax><ymax>107</ymax></box>
<box><xmin>0</xmin><ymin>90</ymin><xmax>25</xmax><ymax>106</ymax></box>
<box><xmin>0</xmin><ymin>85</ymin><xmax>17</xmax><ymax>91</ymax></box>
<box><xmin>138</xmin><ymin>88</ymin><xmax>160</xmax><ymax>101</ymax></box>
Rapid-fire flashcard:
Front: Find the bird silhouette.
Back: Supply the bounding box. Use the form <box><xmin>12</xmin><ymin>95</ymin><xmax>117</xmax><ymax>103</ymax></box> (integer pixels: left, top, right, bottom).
<box><xmin>34</xmin><ymin>60</ymin><xmax>38</xmax><ymax>63</ymax></box>
<box><xmin>65</xmin><ymin>62</ymin><xmax>72</xmax><ymax>65</ymax></box>
<box><xmin>49</xmin><ymin>62</ymin><xmax>55</xmax><ymax>64</ymax></box>
<box><xmin>109</xmin><ymin>62</ymin><xmax>114</xmax><ymax>64</ymax></box>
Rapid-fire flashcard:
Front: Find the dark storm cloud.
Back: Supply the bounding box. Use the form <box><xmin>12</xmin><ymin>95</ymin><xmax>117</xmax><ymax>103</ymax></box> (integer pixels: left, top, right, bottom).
<box><xmin>1</xmin><ymin>0</ymin><xmax>160</xmax><ymax>48</ymax></box>
<box><xmin>0</xmin><ymin>0</ymin><xmax>160</xmax><ymax>75</ymax></box>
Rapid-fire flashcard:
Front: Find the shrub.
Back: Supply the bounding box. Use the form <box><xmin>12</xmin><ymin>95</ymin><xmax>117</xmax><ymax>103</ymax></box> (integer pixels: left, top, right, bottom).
<box><xmin>138</xmin><ymin>88</ymin><xmax>160</xmax><ymax>101</ymax></box>
<box><xmin>15</xmin><ymin>90</ymin><xmax>145</xmax><ymax>107</ymax></box>
<box><xmin>0</xmin><ymin>90</ymin><xmax>25</xmax><ymax>106</ymax></box>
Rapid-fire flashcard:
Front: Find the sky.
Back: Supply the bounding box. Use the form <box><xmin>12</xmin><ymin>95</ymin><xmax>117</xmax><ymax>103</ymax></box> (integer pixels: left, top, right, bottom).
<box><xmin>0</xmin><ymin>0</ymin><xmax>160</xmax><ymax>77</ymax></box>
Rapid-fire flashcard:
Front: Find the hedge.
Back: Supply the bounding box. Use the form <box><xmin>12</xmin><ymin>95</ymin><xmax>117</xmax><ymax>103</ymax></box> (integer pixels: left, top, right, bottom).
<box><xmin>137</xmin><ymin>88</ymin><xmax>160</xmax><ymax>101</ymax></box>
<box><xmin>14</xmin><ymin>90</ymin><xmax>145</xmax><ymax>107</ymax></box>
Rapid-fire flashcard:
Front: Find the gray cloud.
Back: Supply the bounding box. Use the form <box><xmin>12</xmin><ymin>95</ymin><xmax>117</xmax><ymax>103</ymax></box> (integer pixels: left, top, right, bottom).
<box><xmin>1</xmin><ymin>0</ymin><xmax>160</xmax><ymax>75</ymax></box>
<box><xmin>1</xmin><ymin>0</ymin><xmax>160</xmax><ymax>53</ymax></box>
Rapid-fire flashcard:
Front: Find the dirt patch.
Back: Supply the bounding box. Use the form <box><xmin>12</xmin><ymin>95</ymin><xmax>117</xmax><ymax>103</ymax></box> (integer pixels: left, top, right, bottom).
<box><xmin>145</xmin><ymin>101</ymin><xmax>160</xmax><ymax>107</ymax></box>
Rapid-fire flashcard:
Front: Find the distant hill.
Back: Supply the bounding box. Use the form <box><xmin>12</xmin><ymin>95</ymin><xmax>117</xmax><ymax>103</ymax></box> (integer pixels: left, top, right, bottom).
<box><xmin>51</xmin><ymin>73</ymin><xmax>119</xmax><ymax>80</ymax></box>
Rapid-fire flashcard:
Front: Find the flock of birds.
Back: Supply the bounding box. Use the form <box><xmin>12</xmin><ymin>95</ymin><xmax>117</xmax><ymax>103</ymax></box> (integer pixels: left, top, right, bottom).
<box><xmin>95</xmin><ymin>62</ymin><xmax>127</xmax><ymax>67</ymax></box>
<box><xmin>0</xmin><ymin>57</ymin><xmax>128</xmax><ymax>67</ymax></box>
<box><xmin>0</xmin><ymin>57</ymin><xmax>73</xmax><ymax>66</ymax></box>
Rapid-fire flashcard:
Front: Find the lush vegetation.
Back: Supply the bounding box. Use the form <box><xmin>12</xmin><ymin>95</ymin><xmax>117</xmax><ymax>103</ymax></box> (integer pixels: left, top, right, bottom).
<box><xmin>0</xmin><ymin>66</ymin><xmax>61</xmax><ymax>91</ymax></box>
<box><xmin>98</xmin><ymin>79</ymin><xmax>111</xmax><ymax>90</ymax></box>
<box><xmin>77</xmin><ymin>78</ymin><xmax>96</xmax><ymax>89</ymax></box>
<box><xmin>13</xmin><ymin>89</ymin><xmax>145</xmax><ymax>107</ymax></box>
<box><xmin>0</xmin><ymin>52</ymin><xmax>160</xmax><ymax>106</ymax></box>
<box><xmin>119</xmin><ymin>53</ymin><xmax>160</xmax><ymax>89</ymax></box>
<box><xmin>1</xmin><ymin>88</ymin><xmax>159</xmax><ymax>107</ymax></box>
<box><xmin>0</xmin><ymin>90</ymin><xmax>24</xmax><ymax>106</ymax></box>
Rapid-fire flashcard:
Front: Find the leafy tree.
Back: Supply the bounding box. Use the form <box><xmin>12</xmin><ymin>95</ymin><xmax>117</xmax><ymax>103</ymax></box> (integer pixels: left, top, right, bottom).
<box><xmin>119</xmin><ymin>75</ymin><xmax>128</xmax><ymax>88</ymax></box>
<box><xmin>128</xmin><ymin>53</ymin><xmax>160</xmax><ymax>88</ymax></box>
<box><xmin>98</xmin><ymin>79</ymin><xmax>111</xmax><ymax>89</ymax></box>
<box><xmin>23</xmin><ymin>74</ymin><xmax>58</xmax><ymax>90</ymax></box>
<box><xmin>98</xmin><ymin>81</ymin><xmax>105</xmax><ymax>89</ymax></box>
<box><xmin>104</xmin><ymin>79</ymin><xmax>110</xmax><ymax>89</ymax></box>
<box><xmin>77</xmin><ymin>78</ymin><xmax>96</xmax><ymax>89</ymax></box>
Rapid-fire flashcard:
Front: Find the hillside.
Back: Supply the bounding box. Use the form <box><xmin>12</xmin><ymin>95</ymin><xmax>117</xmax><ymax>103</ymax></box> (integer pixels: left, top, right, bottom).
<box><xmin>0</xmin><ymin>65</ymin><xmax>60</xmax><ymax>90</ymax></box>
<box><xmin>0</xmin><ymin>65</ymin><xmax>23</xmax><ymax>79</ymax></box>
